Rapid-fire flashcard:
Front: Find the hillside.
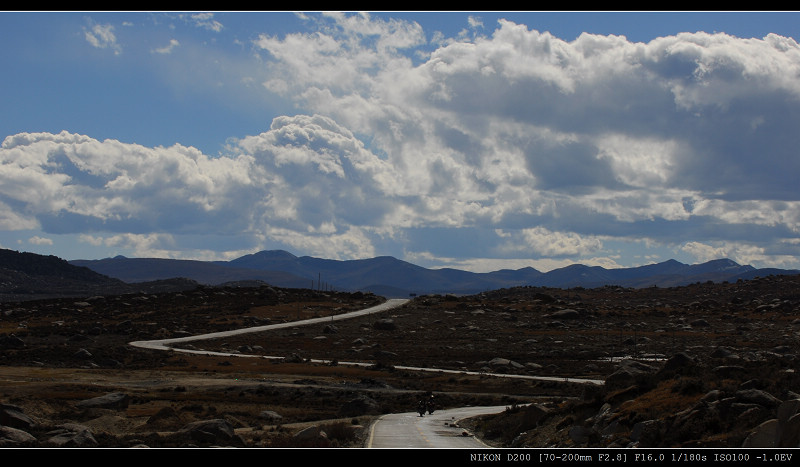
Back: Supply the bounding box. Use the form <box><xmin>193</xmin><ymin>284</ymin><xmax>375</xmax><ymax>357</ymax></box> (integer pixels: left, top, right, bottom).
<box><xmin>0</xmin><ymin>249</ymin><xmax>199</xmax><ymax>301</ymax></box>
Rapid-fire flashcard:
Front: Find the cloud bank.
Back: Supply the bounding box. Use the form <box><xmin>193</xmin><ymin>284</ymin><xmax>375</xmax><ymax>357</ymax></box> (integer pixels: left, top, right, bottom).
<box><xmin>3</xmin><ymin>14</ymin><xmax>800</xmax><ymax>271</ymax></box>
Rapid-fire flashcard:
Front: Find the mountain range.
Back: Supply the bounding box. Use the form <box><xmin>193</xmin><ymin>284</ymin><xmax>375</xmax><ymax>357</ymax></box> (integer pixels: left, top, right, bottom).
<box><xmin>68</xmin><ymin>249</ymin><xmax>800</xmax><ymax>298</ymax></box>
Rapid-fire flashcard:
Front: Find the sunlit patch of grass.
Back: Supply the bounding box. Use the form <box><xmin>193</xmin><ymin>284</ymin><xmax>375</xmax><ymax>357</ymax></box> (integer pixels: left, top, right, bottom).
<box><xmin>615</xmin><ymin>378</ymin><xmax>705</xmax><ymax>423</ymax></box>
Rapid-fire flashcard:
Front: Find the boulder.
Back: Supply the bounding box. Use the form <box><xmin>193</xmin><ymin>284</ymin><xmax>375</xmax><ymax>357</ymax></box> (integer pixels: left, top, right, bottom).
<box><xmin>549</xmin><ymin>309</ymin><xmax>581</xmax><ymax>319</ymax></box>
<box><xmin>605</xmin><ymin>360</ymin><xmax>658</xmax><ymax>390</ymax></box>
<box><xmin>735</xmin><ymin>389</ymin><xmax>781</xmax><ymax>409</ymax></box>
<box><xmin>631</xmin><ymin>419</ymin><xmax>663</xmax><ymax>447</ymax></box>
<box><xmin>742</xmin><ymin>419</ymin><xmax>779</xmax><ymax>448</ymax></box>
<box><xmin>178</xmin><ymin>419</ymin><xmax>243</xmax><ymax>446</ymax></box>
<box><xmin>339</xmin><ymin>395</ymin><xmax>380</xmax><ymax>417</ymax></box>
<box><xmin>0</xmin><ymin>426</ymin><xmax>37</xmax><ymax>447</ymax></box>
<box><xmin>0</xmin><ymin>403</ymin><xmax>34</xmax><ymax>430</ymax></box>
<box><xmin>0</xmin><ymin>334</ymin><xmax>25</xmax><ymax>349</ymax></box>
<box><xmin>293</xmin><ymin>425</ymin><xmax>328</xmax><ymax>443</ymax></box>
<box><xmin>44</xmin><ymin>423</ymin><xmax>98</xmax><ymax>447</ymax></box>
<box><xmin>780</xmin><ymin>413</ymin><xmax>800</xmax><ymax>447</ymax></box>
<box><xmin>76</xmin><ymin>392</ymin><xmax>130</xmax><ymax>410</ymax></box>
<box><xmin>259</xmin><ymin>410</ymin><xmax>283</xmax><ymax>422</ymax></box>
<box><xmin>372</xmin><ymin>319</ymin><xmax>396</xmax><ymax>330</ymax></box>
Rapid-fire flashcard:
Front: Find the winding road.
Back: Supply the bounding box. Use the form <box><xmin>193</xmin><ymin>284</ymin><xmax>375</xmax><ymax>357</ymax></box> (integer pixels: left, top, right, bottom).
<box><xmin>129</xmin><ymin>297</ymin><xmax>603</xmax><ymax>448</ymax></box>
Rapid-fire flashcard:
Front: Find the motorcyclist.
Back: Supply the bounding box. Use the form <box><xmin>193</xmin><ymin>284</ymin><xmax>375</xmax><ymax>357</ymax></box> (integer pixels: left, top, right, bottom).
<box><xmin>417</xmin><ymin>399</ymin><xmax>426</xmax><ymax>416</ymax></box>
<box><xmin>426</xmin><ymin>394</ymin><xmax>435</xmax><ymax>414</ymax></box>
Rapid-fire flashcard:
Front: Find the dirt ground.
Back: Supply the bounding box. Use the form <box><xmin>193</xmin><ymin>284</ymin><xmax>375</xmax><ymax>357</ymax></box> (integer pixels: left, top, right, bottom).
<box><xmin>2</xmin><ymin>276</ymin><xmax>800</xmax><ymax>447</ymax></box>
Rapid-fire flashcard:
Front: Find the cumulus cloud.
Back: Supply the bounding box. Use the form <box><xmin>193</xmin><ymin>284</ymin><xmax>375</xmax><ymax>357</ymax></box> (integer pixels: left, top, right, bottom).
<box><xmin>247</xmin><ymin>15</ymin><xmax>800</xmax><ymax>268</ymax></box>
<box><xmin>4</xmin><ymin>14</ymin><xmax>800</xmax><ymax>270</ymax></box>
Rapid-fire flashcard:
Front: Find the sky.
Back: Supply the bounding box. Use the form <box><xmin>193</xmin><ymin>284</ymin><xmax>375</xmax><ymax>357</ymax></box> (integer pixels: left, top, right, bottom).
<box><xmin>2</xmin><ymin>11</ymin><xmax>800</xmax><ymax>273</ymax></box>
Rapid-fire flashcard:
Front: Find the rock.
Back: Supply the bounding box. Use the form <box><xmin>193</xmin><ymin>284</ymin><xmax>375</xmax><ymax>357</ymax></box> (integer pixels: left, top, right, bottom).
<box><xmin>631</xmin><ymin>420</ymin><xmax>663</xmax><ymax>446</ymax></box>
<box><xmin>488</xmin><ymin>357</ymin><xmax>524</xmax><ymax>370</ymax></box>
<box><xmin>373</xmin><ymin>349</ymin><xmax>398</xmax><ymax>359</ymax></box>
<box><xmin>75</xmin><ymin>392</ymin><xmax>130</xmax><ymax>410</ymax></box>
<box><xmin>73</xmin><ymin>348</ymin><xmax>93</xmax><ymax>359</ymax></box>
<box><xmin>0</xmin><ymin>403</ymin><xmax>34</xmax><ymax>430</ymax></box>
<box><xmin>742</xmin><ymin>419</ymin><xmax>779</xmax><ymax>447</ymax></box>
<box><xmin>146</xmin><ymin>406</ymin><xmax>181</xmax><ymax>426</ymax></box>
<box><xmin>712</xmin><ymin>365</ymin><xmax>747</xmax><ymax>378</ymax></box>
<box><xmin>259</xmin><ymin>410</ymin><xmax>283</xmax><ymax>422</ymax></box>
<box><xmin>779</xmin><ymin>413</ymin><xmax>800</xmax><ymax>447</ymax></box>
<box><xmin>605</xmin><ymin>360</ymin><xmax>658</xmax><ymax>390</ymax></box>
<box><xmin>0</xmin><ymin>426</ymin><xmax>37</xmax><ymax>447</ymax></box>
<box><xmin>735</xmin><ymin>389</ymin><xmax>781</xmax><ymax>409</ymax></box>
<box><xmin>339</xmin><ymin>395</ymin><xmax>380</xmax><ymax>417</ymax></box>
<box><xmin>293</xmin><ymin>425</ymin><xmax>327</xmax><ymax>443</ymax></box>
<box><xmin>710</xmin><ymin>347</ymin><xmax>735</xmax><ymax>358</ymax></box>
<box><xmin>568</xmin><ymin>425</ymin><xmax>594</xmax><ymax>445</ymax></box>
<box><xmin>178</xmin><ymin>419</ymin><xmax>243</xmax><ymax>446</ymax></box>
<box><xmin>659</xmin><ymin>352</ymin><xmax>695</xmax><ymax>375</ymax></box>
<box><xmin>44</xmin><ymin>423</ymin><xmax>98</xmax><ymax>447</ymax></box>
<box><xmin>0</xmin><ymin>334</ymin><xmax>25</xmax><ymax>349</ymax></box>
<box><xmin>373</xmin><ymin>319</ymin><xmax>396</xmax><ymax>330</ymax></box>
<box><xmin>690</xmin><ymin>319</ymin><xmax>711</xmax><ymax>328</ymax></box>
<box><xmin>549</xmin><ymin>309</ymin><xmax>581</xmax><ymax>319</ymax></box>
<box><xmin>778</xmin><ymin>399</ymin><xmax>800</xmax><ymax>425</ymax></box>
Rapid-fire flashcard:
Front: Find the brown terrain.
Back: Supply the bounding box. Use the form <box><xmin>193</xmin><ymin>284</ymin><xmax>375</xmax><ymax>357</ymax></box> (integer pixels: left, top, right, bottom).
<box><xmin>1</xmin><ymin>274</ymin><xmax>800</xmax><ymax>449</ymax></box>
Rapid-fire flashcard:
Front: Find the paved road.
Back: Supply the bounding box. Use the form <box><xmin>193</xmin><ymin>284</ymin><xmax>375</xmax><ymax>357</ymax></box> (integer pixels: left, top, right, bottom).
<box><xmin>129</xmin><ymin>298</ymin><xmax>410</xmax><ymax>353</ymax></box>
<box><xmin>367</xmin><ymin>405</ymin><xmax>510</xmax><ymax>448</ymax></box>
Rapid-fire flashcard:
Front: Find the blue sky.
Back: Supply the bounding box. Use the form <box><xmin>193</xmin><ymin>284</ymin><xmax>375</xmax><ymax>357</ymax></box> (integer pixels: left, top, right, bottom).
<box><xmin>2</xmin><ymin>11</ymin><xmax>800</xmax><ymax>272</ymax></box>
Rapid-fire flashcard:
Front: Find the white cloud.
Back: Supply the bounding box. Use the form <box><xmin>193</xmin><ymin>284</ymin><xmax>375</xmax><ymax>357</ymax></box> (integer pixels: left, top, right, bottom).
<box><xmin>84</xmin><ymin>23</ymin><xmax>121</xmax><ymax>55</ymax></box>
<box><xmin>184</xmin><ymin>13</ymin><xmax>223</xmax><ymax>32</ymax></box>
<box><xmin>496</xmin><ymin>227</ymin><xmax>604</xmax><ymax>258</ymax></box>
<box><xmin>28</xmin><ymin>236</ymin><xmax>53</xmax><ymax>245</ymax></box>
<box><xmin>152</xmin><ymin>39</ymin><xmax>180</xmax><ymax>54</ymax></box>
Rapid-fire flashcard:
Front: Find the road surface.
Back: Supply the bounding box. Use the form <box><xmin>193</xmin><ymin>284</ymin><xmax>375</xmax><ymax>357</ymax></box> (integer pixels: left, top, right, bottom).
<box><xmin>367</xmin><ymin>405</ymin><xmax>511</xmax><ymax>448</ymax></box>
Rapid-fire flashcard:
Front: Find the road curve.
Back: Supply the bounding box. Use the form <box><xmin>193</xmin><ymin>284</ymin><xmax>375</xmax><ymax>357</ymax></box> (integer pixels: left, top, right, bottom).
<box><xmin>129</xmin><ymin>298</ymin><xmax>409</xmax><ymax>352</ymax></box>
<box><xmin>367</xmin><ymin>405</ymin><xmax>512</xmax><ymax>448</ymax></box>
